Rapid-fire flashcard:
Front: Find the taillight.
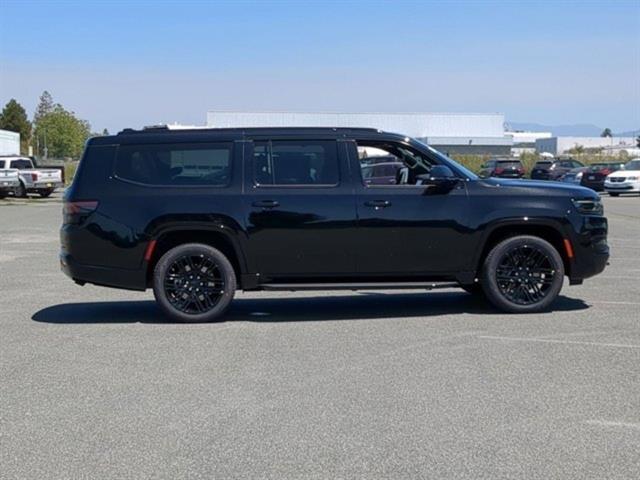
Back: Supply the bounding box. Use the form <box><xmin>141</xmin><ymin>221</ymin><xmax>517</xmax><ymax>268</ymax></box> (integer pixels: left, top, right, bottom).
<box><xmin>601</xmin><ymin>168</ymin><xmax>611</xmax><ymax>175</ymax></box>
<box><xmin>494</xmin><ymin>168</ymin><xmax>504</xmax><ymax>175</ymax></box>
<box><xmin>31</xmin><ymin>173</ymin><xmax>38</xmax><ymax>182</ymax></box>
<box><xmin>63</xmin><ymin>200</ymin><xmax>98</xmax><ymax>224</ymax></box>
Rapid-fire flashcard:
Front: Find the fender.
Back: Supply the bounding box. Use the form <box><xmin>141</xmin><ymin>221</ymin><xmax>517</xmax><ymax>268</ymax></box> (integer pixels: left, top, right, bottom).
<box><xmin>143</xmin><ymin>216</ymin><xmax>249</xmax><ymax>275</ymax></box>
<box><xmin>470</xmin><ymin>215</ymin><xmax>572</xmax><ymax>274</ymax></box>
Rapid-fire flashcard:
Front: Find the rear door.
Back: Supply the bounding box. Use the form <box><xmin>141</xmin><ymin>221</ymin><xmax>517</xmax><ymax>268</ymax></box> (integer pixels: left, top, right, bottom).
<box><xmin>242</xmin><ymin>137</ymin><xmax>357</xmax><ymax>276</ymax></box>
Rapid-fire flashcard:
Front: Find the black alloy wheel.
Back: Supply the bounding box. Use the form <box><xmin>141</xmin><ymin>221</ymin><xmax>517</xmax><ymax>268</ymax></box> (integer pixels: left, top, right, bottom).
<box><xmin>481</xmin><ymin>235</ymin><xmax>564</xmax><ymax>313</ymax></box>
<box><xmin>153</xmin><ymin>243</ymin><xmax>236</xmax><ymax>322</ymax></box>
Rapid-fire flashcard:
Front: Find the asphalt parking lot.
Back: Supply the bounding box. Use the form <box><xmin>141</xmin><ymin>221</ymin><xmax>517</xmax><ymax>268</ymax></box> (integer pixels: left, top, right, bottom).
<box><xmin>1</xmin><ymin>192</ymin><xmax>639</xmax><ymax>479</ymax></box>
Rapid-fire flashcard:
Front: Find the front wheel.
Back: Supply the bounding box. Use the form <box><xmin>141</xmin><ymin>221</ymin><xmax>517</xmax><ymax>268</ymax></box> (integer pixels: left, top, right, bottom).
<box><xmin>152</xmin><ymin>243</ymin><xmax>236</xmax><ymax>322</ymax></box>
<box><xmin>481</xmin><ymin>236</ymin><xmax>564</xmax><ymax>313</ymax></box>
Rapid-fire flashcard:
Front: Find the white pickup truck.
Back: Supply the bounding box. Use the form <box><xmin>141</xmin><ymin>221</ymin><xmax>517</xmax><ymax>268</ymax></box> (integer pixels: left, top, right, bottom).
<box><xmin>0</xmin><ymin>156</ymin><xmax>64</xmax><ymax>198</ymax></box>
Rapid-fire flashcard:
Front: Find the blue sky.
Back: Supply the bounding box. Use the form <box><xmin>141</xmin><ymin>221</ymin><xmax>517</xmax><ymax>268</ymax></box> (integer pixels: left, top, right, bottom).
<box><xmin>1</xmin><ymin>0</ymin><xmax>638</xmax><ymax>133</ymax></box>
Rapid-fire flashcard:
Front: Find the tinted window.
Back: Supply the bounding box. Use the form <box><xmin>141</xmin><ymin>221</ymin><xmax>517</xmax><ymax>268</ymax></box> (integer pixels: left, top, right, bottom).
<box><xmin>0</xmin><ymin>160</ymin><xmax>4</xmax><ymax>168</ymax></box>
<box><xmin>496</xmin><ymin>161</ymin><xmax>523</xmax><ymax>168</ymax></box>
<box><xmin>115</xmin><ymin>143</ymin><xmax>232</xmax><ymax>186</ymax></box>
<box><xmin>10</xmin><ymin>159</ymin><xmax>33</xmax><ymax>169</ymax></box>
<box><xmin>253</xmin><ymin>140</ymin><xmax>339</xmax><ymax>186</ymax></box>
<box><xmin>534</xmin><ymin>161</ymin><xmax>552</xmax><ymax>168</ymax></box>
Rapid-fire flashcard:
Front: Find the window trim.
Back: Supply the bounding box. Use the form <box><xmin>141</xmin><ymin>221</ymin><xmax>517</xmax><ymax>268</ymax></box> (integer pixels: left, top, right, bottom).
<box><xmin>112</xmin><ymin>142</ymin><xmax>234</xmax><ymax>188</ymax></box>
<box><xmin>251</xmin><ymin>139</ymin><xmax>341</xmax><ymax>189</ymax></box>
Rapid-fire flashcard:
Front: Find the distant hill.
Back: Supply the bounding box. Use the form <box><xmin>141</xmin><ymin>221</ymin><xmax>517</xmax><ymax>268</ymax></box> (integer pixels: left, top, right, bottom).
<box><xmin>507</xmin><ymin>122</ymin><xmax>639</xmax><ymax>138</ymax></box>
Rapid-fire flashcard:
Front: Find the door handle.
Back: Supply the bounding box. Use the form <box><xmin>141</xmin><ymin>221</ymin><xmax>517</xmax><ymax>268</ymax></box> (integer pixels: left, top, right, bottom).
<box><xmin>252</xmin><ymin>200</ymin><xmax>280</xmax><ymax>209</ymax></box>
<box><xmin>365</xmin><ymin>200</ymin><xmax>391</xmax><ymax>208</ymax></box>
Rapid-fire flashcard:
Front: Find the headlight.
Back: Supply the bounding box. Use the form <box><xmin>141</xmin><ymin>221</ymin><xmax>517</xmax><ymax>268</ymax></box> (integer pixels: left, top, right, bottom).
<box><xmin>576</xmin><ymin>172</ymin><xmax>583</xmax><ymax>179</ymax></box>
<box><xmin>627</xmin><ymin>176</ymin><xmax>638</xmax><ymax>181</ymax></box>
<box><xmin>572</xmin><ymin>198</ymin><xmax>603</xmax><ymax>215</ymax></box>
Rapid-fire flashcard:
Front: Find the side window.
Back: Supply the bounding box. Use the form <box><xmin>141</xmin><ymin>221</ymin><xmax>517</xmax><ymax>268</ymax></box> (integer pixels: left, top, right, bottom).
<box><xmin>252</xmin><ymin>140</ymin><xmax>339</xmax><ymax>186</ymax></box>
<box><xmin>10</xmin><ymin>159</ymin><xmax>33</xmax><ymax>169</ymax></box>
<box><xmin>115</xmin><ymin>143</ymin><xmax>232</xmax><ymax>186</ymax></box>
<box><xmin>357</xmin><ymin>141</ymin><xmax>435</xmax><ymax>186</ymax></box>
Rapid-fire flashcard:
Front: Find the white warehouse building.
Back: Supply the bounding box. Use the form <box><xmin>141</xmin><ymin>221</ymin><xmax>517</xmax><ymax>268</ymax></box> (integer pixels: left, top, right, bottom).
<box><xmin>0</xmin><ymin>129</ymin><xmax>20</xmax><ymax>155</ymax></box>
<box><xmin>535</xmin><ymin>136</ymin><xmax>638</xmax><ymax>156</ymax></box>
<box><xmin>206</xmin><ymin>111</ymin><xmax>512</xmax><ymax>155</ymax></box>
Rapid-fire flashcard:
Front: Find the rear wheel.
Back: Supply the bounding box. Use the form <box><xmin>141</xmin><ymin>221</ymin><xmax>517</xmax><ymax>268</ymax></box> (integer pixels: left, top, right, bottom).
<box><xmin>608</xmin><ymin>192</ymin><xmax>619</xmax><ymax>197</ymax></box>
<box><xmin>152</xmin><ymin>243</ymin><xmax>236</xmax><ymax>322</ymax></box>
<box><xmin>481</xmin><ymin>235</ymin><xmax>564</xmax><ymax>313</ymax></box>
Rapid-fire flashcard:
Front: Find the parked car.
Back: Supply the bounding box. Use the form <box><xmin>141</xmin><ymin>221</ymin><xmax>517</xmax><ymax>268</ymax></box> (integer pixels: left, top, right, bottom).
<box><xmin>530</xmin><ymin>159</ymin><xmax>584</xmax><ymax>181</ymax></box>
<box><xmin>61</xmin><ymin>126</ymin><xmax>609</xmax><ymax>321</ymax></box>
<box><xmin>604</xmin><ymin>158</ymin><xmax>640</xmax><ymax>196</ymax></box>
<box><xmin>361</xmin><ymin>161</ymin><xmax>404</xmax><ymax>185</ymax></box>
<box><xmin>560</xmin><ymin>167</ymin><xmax>589</xmax><ymax>186</ymax></box>
<box><xmin>479</xmin><ymin>159</ymin><xmax>525</xmax><ymax>179</ymax></box>
<box><xmin>0</xmin><ymin>156</ymin><xmax>64</xmax><ymax>197</ymax></box>
<box><xmin>0</xmin><ymin>167</ymin><xmax>20</xmax><ymax>198</ymax></box>
<box><xmin>579</xmin><ymin>162</ymin><xmax>625</xmax><ymax>191</ymax></box>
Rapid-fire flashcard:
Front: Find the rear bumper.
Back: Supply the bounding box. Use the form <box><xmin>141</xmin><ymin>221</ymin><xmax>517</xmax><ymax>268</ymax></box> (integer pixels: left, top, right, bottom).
<box><xmin>28</xmin><ymin>181</ymin><xmax>64</xmax><ymax>190</ymax></box>
<box><xmin>60</xmin><ymin>253</ymin><xmax>147</xmax><ymax>291</ymax></box>
<box><xmin>0</xmin><ymin>180</ymin><xmax>20</xmax><ymax>190</ymax></box>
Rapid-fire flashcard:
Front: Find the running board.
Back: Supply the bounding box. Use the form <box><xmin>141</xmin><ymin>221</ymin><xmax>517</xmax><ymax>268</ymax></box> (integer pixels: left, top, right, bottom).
<box><xmin>259</xmin><ymin>282</ymin><xmax>460</xmax><ymax>291</ymax></box>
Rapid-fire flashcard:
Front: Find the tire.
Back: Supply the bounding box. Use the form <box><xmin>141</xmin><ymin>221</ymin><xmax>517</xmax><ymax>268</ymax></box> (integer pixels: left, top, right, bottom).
<box><xmin>153</xmin><ymin>243</ymin><xmax>236</xmax><ymax>322</ymax></box>
<box><xmin>39</xmin><ymin>188</ymin><xmax>54</xmax><ymax>198</ymax></box>
<box><xmin>16</xmin><ymin>181</ymin><xmax>27</xmax><ymax>198</ymax></box>
<box><xmin>481</xmin><ymin>235</ymin><xmax>564</xmax><ymax>313</ymax></box>
<box><xmin>608</xmin><ymin>192</ymin><xmax>619</xmax><ymax>197</ymax></box>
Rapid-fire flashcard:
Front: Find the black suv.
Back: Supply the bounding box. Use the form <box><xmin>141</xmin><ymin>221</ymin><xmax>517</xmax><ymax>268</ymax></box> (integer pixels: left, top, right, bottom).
<box><xmin>531</xmin><ymin>158</ymin><xmax>584</xmax><ymax>181</ymax></box>
<box><xmin>478</xmin><ymin>159</ymin><xmax>525</xmax><ymax>179</ymax></box>
<box><xmin>61</xmin><ymin>127</ymin><xmax>609</xmax><ymax>321</ymax></box>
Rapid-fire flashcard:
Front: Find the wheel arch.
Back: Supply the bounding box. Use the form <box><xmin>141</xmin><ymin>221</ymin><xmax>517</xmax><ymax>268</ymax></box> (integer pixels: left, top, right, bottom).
<box><xmin>144</xmin><ymin>224</ymin><xmax>247</xmax><ymax>288</ymax></box>
<box><xmin>474</xmin><ymin>220</ymin><xmax>571</xmax><ymax>278</ymax></box>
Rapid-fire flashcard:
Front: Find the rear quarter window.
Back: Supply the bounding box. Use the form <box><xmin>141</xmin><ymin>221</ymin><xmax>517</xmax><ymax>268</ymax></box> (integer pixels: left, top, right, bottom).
<box><xmin>115</xmin><ymin>143</ymin><xmax>232</xmax><ymax>186</ymax></box>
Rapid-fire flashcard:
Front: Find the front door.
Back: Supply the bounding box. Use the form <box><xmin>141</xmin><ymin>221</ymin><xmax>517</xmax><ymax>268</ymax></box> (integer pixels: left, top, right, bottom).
<box><xmin>349</xmin><ymin>139</ymin><xmax>470</xmax><ymax>275</ymax></box>
<box><xmin>243</xmin><ymin>138</ymin><xmax>357</xmax><ymax>277</ymax></box>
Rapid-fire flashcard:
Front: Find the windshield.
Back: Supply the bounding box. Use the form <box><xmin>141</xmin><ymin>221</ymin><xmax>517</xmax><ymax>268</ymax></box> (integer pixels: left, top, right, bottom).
<box><xmin>624</xmin><ymin>159</ymin><xmax>640</xmax><ymax>170</ymax></box>
<box><xmin>412</xmin><ymin>139</ymin><xmax>479</xmax><ymax>180</ymax></box>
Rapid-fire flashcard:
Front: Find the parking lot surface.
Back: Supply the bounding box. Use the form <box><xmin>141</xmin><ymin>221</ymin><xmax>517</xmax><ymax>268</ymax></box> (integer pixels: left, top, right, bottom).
<box><xmin>1</xmin><ymin>193</ymin><xmax>639</xmax><ymax>479</ymax></box>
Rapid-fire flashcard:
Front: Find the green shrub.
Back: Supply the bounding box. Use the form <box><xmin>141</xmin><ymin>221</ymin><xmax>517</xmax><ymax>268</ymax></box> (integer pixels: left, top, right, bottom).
<box><xmin>64</xmin><ymin>161</ymin><xmax>78</xmax><ymax>185</ymax></box>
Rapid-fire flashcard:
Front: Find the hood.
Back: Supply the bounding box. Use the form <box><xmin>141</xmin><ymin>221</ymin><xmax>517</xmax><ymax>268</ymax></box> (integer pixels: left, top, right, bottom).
<box><xmin>481</xmin><ymin>177</ymin><xmax>597</xmax><ymax>197</ymax></box>
<box><xmin>608</xmin><ymin>170</ymin><xmax>640</xmax><ymax>178</ymax></box>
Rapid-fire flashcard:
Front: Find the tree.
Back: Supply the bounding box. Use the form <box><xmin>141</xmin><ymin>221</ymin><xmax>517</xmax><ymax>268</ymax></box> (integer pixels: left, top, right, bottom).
<box><xmin>33</xmin><ymin>104</ymin><xmax>91</xmax><ymax>159</ymax></box>
<box><xmin>0</xmin><ymin>99</ymin><xmax>32</xmax><ymax>154</ymax></box>
<box><xmin>636</xmin><ymin>135</ymin><xmax>640</xmax><ymax>148</ymax></box>
<box><xmin>33</xmin><ymin>90</ymin><xmax>54</xmax><ymax>124</ymax></box>
<box><xmin>600</xmin><ymin>128</ymin><xmax>612</xmax><ymax>137</ymax></box>
<box><xmin>568</xmin><ymin>144</ymin><xmax>584</xmax><ymax>155</ymax></box>
<box><xmin>102</xmin><ymin>128</ymin><xmax>109</xmax><ymax>136</ymax></box>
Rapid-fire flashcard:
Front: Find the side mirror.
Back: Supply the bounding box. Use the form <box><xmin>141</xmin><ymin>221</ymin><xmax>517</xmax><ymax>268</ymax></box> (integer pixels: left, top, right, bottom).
<box><xmin>417</xmin><ymin>165</ymin><xmax>459</xmax><ymax>192</ymax></box>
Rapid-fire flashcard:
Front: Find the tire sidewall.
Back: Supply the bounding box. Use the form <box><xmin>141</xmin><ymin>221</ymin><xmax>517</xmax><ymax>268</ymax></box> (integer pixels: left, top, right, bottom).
<box><xmin>482</xmin><ymin>235</ymin><xmax>565</xmax><ymax>313</ymax></box>
<box><xmin>152</xmin><ymin>243</ymin><xmax>236</xmax><ymax>322</ymax></box>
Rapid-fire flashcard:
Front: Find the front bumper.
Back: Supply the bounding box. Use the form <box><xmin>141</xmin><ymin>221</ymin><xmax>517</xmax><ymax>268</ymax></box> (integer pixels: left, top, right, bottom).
<box><xmin>604</xmin><ymin>181</ymin><xmax>640</xmax><ymax>192</ymax></box>
<box><xmin>568</xmin><ymin>215</ymin><xmax>609</xmax><ymax>283</ymax></box>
